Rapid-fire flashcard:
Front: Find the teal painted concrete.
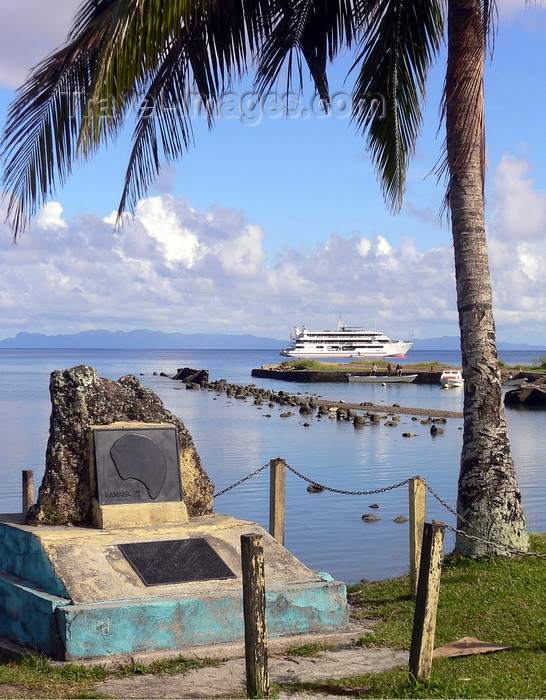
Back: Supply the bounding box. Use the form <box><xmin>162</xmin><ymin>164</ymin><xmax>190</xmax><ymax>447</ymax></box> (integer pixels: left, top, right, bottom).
<box><xmin>0</xmin><ymin>571</ymin><xmax>70</xmax><ymax>657</ymax></box>
<box><xmin>0</xmin><ymin>523</ymin><xmax>67</xmax><ymax>597</ymax></box>
<box><xmin>1</xmin><ymin>519</ymin><xmax>349</xmax><ymax>660</ymax></box>
<box><xmin>57</xmin><ymin>582</ymin><xmax>348</xmax><ymax>659</ymax></box>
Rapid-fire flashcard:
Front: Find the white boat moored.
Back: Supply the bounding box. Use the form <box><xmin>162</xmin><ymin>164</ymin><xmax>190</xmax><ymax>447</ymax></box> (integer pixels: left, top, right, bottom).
<box><xmin>440</xmin><ymin>369</ymin><xmax>464</xmax><ymax>388</ymax></box>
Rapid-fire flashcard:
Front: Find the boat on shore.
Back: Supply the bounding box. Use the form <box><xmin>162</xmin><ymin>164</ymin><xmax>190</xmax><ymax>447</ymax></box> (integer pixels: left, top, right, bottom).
<box><xmin>346</xmin><ymin>373</ymin><xmax>417</xmax><ymax>384</ymax></box>
<box><xmin>440</xmin><ymin>369</ymin><xmax>464</xmax><ymax>388</ymax></box>
<box><xmin>280</xmin><ymin>316</ymin><xmax>413</xmax><ymax>359</ymax></box>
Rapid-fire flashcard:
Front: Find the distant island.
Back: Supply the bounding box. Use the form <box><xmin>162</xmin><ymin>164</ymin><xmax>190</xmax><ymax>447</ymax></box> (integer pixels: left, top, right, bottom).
<box><xmin>0</xmin><ymin>329</ymin><xmax>284</xmax><ymax>350</ymax></box>
<box><xmin>0</xmin><ymin>330</ymin><xmax>544</xmax><ymax>352</ymax></box>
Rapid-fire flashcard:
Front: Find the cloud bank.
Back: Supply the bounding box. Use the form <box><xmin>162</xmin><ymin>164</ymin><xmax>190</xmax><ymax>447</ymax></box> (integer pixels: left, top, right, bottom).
<box><xmin>1</xmin><ymin>154</ymin><xmax>544</xmax><ymax>344</ymax></box>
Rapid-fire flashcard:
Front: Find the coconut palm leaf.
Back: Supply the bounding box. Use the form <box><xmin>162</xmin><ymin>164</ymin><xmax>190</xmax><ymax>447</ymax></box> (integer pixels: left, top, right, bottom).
<box><xmin>255</xmin><ymin>0</ymin><xmax>359</xmax><ymax>103</ymax></box>
<box><xmin>350</xmin><ymin>0</ymin><xmax>444</xmax><ymax>212</ymax></box>
<box><xmin>1</xmin><ymin>0</ymin><xmax>272</xmax><ymax>237</ymax></box>
<box><xmin>1</xmin><ymin>0</ymin><xmax>121</xmax><ymax>235</ymax></box>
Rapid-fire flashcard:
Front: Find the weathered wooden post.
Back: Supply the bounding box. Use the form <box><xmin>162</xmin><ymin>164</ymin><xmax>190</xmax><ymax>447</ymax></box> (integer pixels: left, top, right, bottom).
<box><xmin>22</xmin><ymin>470</ymin><xmax>34</xmax><ymax>516</ymax></box>
<box><xmin>409</xmin><ymin>477</ymin><xmax>426</xmax><ymax>596</ymax></box>
<box><xmin>241</xmin><ymin>533</ymin><xmax>269</xmax><ymax>698</ymax></box>
<box><xmin>269</xmin><ymin>458</ymin><xmax>286</xmax><ymax>545</ymax></box>
<box><xmin>409</xmin><ymin>521</ymin><xmax>445</xmax><ymax>682</ymax></box>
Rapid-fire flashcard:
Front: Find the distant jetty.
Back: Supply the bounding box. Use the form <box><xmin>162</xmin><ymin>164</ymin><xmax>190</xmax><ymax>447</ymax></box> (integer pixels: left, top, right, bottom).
<box><xmin>251</xmin><ymin>365</ymin><xmax>443</xmax><ymax>384</ymax></box>
<box><xmin>251</xmin><ymin>364</ymin><xmax>540</xmax><ymax>386</ymax></box>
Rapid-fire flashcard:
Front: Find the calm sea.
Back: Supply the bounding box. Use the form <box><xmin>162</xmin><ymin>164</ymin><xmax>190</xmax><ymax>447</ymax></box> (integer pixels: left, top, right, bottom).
<box><xmin>1</xmin><ymin>348</ymin><xmax>544</xmax><ymax>584</ymax></box>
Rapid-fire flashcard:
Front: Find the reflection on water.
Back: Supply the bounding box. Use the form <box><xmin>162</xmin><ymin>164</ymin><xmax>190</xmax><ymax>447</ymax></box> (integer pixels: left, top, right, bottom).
<box><xmin>0</xmin><ymin>348</ymin><xmax>544</xmax><ymax>584</ymax></box>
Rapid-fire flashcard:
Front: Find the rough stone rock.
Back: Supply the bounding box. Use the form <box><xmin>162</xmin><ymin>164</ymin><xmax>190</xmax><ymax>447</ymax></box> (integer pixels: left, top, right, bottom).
<box><xmin>504</xmin><ymin>380</ymin><xmax>546</xmax><ymax>407</ymax></box>
<box><xmin>362</xmin><ymin>513</ymin><xmax>381</xmax><ymax>522</ymax></box>
<box><xmin>26</xmin><ymin>365</ymin><xmax>214</xmax><ymax>526</ymax></box>
<box><xmin>173</xmin><ymin>367</ymin><xmax>209</xmax><ymax>385</ymax></box>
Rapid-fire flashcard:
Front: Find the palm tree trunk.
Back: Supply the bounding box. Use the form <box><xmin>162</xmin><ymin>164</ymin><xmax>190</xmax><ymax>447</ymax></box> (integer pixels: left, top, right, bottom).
<box><xmin>446</xmin><ymin>0</ymin><xmax>528</xmax><ymax>556</ymax></box>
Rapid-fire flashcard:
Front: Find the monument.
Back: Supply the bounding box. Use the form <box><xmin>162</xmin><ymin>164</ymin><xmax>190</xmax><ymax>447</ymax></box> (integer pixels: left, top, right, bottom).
<box><xmin>0</xmin><ymin>366</ymin><xmax>349</xmax><ymax>661</ymax></box>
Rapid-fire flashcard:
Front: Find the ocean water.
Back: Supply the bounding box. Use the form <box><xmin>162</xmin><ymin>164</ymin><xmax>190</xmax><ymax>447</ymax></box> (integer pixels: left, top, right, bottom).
<box><xmin>0</xmin><ymin>348</ymin><xmax>544</xmax><ymax>584</ymax></box>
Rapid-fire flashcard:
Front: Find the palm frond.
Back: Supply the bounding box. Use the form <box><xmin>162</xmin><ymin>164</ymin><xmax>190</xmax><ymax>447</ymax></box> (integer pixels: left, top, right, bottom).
<box><xmin>350</xmin><ymin>0</ymin><xmax>444</xmax><ymax>212</ymax></box>
<box><xmin>255</xmin><ymin>0</ymin><xmax>358</xmax><ymax>102</ymax></box>
<box><xmin>1</xmin><ymin>0</ymin><xmax>272</xmax><ymax>238</ymax></box>
<box><xmin>1</xmin><ymin>0</ymin><xmax>123</xmax><ymax>236</ymax></box>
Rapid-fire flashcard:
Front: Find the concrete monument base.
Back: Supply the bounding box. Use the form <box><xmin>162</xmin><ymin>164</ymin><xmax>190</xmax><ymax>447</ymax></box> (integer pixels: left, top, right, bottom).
<box><xmin>0</xmin><ymin>513</ymin><xmax>349</xmax><ymax>661</ymax></box>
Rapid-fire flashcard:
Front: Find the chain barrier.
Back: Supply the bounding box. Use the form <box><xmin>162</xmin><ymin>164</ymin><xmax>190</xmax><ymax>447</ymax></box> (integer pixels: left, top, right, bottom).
<box><xmin>284</xmin><ymin>463</ymin><xmax>412</xmax><ymax>496</ymax></box>
<box><xmin>419</xmin><ymin>478</ymin><xmax>544</xmax><ymax>560</ymax></box>
<box><xmin>213</xmin><ymin>462</ymin><xmax>269</xmax><ymax>498</ymax></box>
<box><xmin>213</xmin><ymin>462</ymin><xmax>543</xmax><ymax>560</ymax></box>
<box><xmin>436</xmin><ymin>520</ymin><xmax>546</xmax><ymax>559</ymax></box>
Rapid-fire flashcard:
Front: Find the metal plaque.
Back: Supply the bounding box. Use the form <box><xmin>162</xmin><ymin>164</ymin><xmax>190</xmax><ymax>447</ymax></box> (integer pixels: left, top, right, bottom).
<box><xmin>93</xmin><ymin>426</ymin><xmax>183</xmax><ymax>505</ymax></box>
<box><xmin>118</xmin><ymin>538</ymin><xmax>237</xmax><ymax>585</ymax></box>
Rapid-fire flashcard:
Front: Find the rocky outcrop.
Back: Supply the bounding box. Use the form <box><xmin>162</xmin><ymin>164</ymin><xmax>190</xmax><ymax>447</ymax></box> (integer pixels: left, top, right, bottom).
<box><xmin>173</xmin><ymin>367</ymin><xmax>209</xmax><ymax>385</ymax></box>
<box><xmin>27</xmin><ymin>365</ymin><xmax>214</xmax><ymax>526</ymax></box>
<box><xmin>504</xmin><ymin>375</ymin><xmax>546</xmax><ymax>407</ymax></box>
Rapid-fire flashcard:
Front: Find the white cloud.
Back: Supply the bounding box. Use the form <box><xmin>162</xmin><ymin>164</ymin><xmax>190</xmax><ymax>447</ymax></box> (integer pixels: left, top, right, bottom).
<box><xmin>492</xmin><ymin>153</ymin><xmax>546</xmax><ymax>241</ymax></box>
<box><xmin>36</xmin><ymin>202</ymin><xmax>67</xmax><ymax>230</ymax></box>
<box><xmin>496</xmin><ymin>0</ymin><xmax>546</xmax><ymax>23</ymax></box>
<box><xmin>0</xmin><ymin>0</ymin><xmax>81</xmax><ymax>88</ymax></box>
<box><xmin>135</xmin><ymin>195</ymin><xmax>200</xmax><ymax>268</ymax></box>
<box><xmin>0</xmin><ymin>188</ymin><xmax>544</xmax><ymax>345</ymax></box>
<box><xmin>487</xmin><ymin>154</ymin><xmax>546</xmax><ymax>341</ymax></box>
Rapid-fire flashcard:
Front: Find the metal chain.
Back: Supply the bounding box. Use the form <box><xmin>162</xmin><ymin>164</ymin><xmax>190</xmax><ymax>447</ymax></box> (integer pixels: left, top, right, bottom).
<box><xmin>213</xmin><ymin>464</ymin><xmax>544</xmax><ymax>560</ymax></box>
<box><xmin>438</xmin><ymin>520</ymin><xmax>546</xmax><ymax>559</ymax></box>
<box><xmin>419</xmin><ymin>477</ymin><xmax>545</xmax><ymax>560</ymax></box>
<box><xmin>285</xmin><ymin>463</ymin><xmax>411</xmax><ymax>495</ymax></box>
<box><xmin>213</xmin><ymin>462</ymin><xmax>269</xmax><ymax>498</ymax></box>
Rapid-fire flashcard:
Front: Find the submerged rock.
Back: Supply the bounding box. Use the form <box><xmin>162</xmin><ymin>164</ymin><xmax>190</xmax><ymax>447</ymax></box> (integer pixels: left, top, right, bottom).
<box><xmin>362</xmin><ymin>513</ymin><xmax>381</xmax><ymax>522</ymax></box>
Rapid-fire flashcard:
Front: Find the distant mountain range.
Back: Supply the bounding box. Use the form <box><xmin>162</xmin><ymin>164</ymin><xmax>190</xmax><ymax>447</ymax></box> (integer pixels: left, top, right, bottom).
<box><xmin>0</xmin><ymin>330</ymin><xmax>284</xmax><ymax>349</ymax></box>
<box><xmin>0</xmin><ymin>330</ymin><xmax>544</xmax><ymax>351</ymax></box>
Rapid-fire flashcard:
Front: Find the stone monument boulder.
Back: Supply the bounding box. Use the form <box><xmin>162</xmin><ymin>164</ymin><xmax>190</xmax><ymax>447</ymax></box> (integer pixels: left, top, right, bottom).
<box><xmin>27</xmin><ymin>365</ymin><xmax>214</xmax><ymax>526</ymax></box>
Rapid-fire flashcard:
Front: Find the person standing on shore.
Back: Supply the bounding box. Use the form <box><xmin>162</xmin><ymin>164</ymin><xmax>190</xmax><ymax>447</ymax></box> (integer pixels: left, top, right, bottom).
<box><xmin>387</xmin><ymin>363</ymin><xmax>392</xmax><ymax>376</ymax></box>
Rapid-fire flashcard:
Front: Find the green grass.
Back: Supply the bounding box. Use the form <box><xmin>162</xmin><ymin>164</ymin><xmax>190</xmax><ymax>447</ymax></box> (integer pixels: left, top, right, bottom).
<box><xmin>283</xmin><ymin>533</ymin><xmax>546</xmax><ymax>698</ymax></box>
<box><xmin>0</xmin><ymin>653</ymin><xmax>218</xmax><ymax>698</ymax></box>
<box><xmin>281</xmin><ymin>642</ymin><xmax>335</xmax><ymax>657</ymax></box>
<box><xmin>281</xmin><ymin>357</ymin><xmax>546</xmax><ymax>373</ymax></box>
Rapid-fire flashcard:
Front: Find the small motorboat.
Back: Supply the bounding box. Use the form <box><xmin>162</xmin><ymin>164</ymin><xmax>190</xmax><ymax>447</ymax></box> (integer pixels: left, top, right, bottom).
<box><xmin>502</xmin><ymin>377</ymin><xmax>527</xmax><ymax>387</ymax></box>
<box><xmin>346</xmin><ymin>373</ymin><xmax>417</xmax><ymax>383</ymax></box>
<box><xmin>440</xmin><ymin>369</ymin><xmax>464</xmax><ymax>388</ymax></box>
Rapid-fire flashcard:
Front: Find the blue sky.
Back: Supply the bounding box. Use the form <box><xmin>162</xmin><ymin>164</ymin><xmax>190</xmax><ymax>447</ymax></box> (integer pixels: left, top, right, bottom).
<box><xmin>0</xmin><ymin>0</ymin><xmax>545</xmax><ymax>345</ymax></box>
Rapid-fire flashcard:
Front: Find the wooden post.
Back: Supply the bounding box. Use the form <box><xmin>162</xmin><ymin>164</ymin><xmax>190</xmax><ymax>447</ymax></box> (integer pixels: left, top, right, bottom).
<box><xmin>22</xmin><ymin>470</ymin><xmax>34</xmax><ymax>516</ymax></box>
<box><xmin>241</xmin><ymin>534</ymin><xmax>269</xmax><ymax>698</ymax></box>
<box><xmin>269</xmin><ymin>458</ymin><xmax>286</xmax><ymax>545</ymax></box>
<box><xmin>409</xmin><ymin>521</ymin><xmax>445</xmax><ymax>682</ymax></box>
<box><xmin>409</xmin><ymin>477</ymin><xmax>426</xmax><ymax>596</ymax></box>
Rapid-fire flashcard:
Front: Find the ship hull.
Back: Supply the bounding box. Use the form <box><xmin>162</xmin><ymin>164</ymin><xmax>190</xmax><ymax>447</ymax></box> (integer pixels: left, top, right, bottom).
<box><xmin>280</xmin><ymin>341</ymin><xmax>413</xmax><ymax>359</ymax></box>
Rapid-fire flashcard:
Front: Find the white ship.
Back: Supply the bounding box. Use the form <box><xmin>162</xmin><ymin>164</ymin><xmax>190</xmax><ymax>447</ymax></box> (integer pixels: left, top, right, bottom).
<box><xmin>280</xmin><ymin>316</ymin><xmax>413</xmax><ymax>359</ymax></box>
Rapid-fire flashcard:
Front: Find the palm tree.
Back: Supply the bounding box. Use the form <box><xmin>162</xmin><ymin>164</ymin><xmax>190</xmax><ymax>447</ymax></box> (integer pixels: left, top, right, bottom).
<box><xmin>1</xmin><ymin>0</ymin><xmax>528</xmax><ymax>555</ymax></box>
